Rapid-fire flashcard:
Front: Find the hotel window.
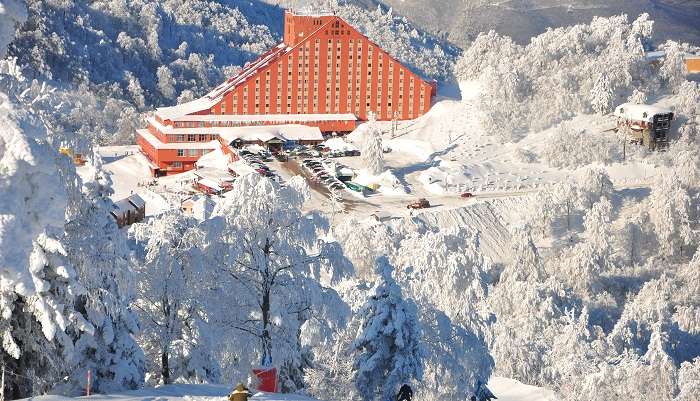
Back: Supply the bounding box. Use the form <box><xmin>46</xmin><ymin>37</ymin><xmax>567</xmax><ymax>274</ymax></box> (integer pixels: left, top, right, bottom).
<box><xmin>177</xmin><ymin>149</ymin><xmax>184</xmax><ymax>157</ymax></box>
<box><xmin>172</xmin><ymin>161</ymin><xmax>182</xmax><ymax>168</ymax></box>
<box><xmin>188</xmin><ymin>149</ymin><xmax>197</xmax><ymax>156</ymax></box>
<box><xmin>188</xmin><ymin>134</ymin><xmax>195</xmax><ymax>142</ymax></box>
<box><xmin>176</xmin><ymin>134</ymin><xmax>184</xmax><ymax>141</ymax></box>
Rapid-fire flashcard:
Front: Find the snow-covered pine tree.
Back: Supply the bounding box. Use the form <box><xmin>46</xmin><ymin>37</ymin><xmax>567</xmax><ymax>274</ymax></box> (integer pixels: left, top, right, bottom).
<box><xmin>63</xmin><ymin>152</ymin><xmax>145</xmax><ymax>392</ymax></box>
<box><xmin>590</xmin><ymin>73</ymin><xmax>614</xmax><ymax>115</ymax></box>
<box><xmin>0</xmin><ymin>89</ymin><xmax>91</xmax><ymax>398</ymax></box>
<box><xmin>361</xmin><ymin>112</ymin><xmax>385</xmax><ymax>176</ymax></box>
<box><xmin>352</xmin><ymin>256</ymin><xmax>422</xmax><ymax>401</ymax></box>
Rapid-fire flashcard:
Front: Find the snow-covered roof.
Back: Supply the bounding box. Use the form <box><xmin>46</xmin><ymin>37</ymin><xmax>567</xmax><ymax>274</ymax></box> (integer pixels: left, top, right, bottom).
<box><xmin>644</xmin><ymin>50</ymin><xmax>666</xmax><ymax>61</ymax></box>
<box><xmin>228</xmin><ymin>160</ymin><xmax>256</xmax><ymax>176</ymax></box>
<box><xmin>137</xmin><ymin>129</ymin><xmax>219</xmax><ymax>150</ymax></box>
<box><xmin>171</xmin><ymin>113</ymin><xmax>357</xmax><ymax>123</ymax></box>
<box><xmin>112</xmin><ymin>199</ymin><xmax>137</xmax><ymax>216</ymax></box>
<box><xmin>156</xmin><ymin>97</ymin><xmax>217</xmax><ymax>121</ymax></box>
<box><xmin>193</xmin><ymin>167</ymin><xmax>235</xmax><ymax>184</ymax></box>
<box><xmin>196</xmin><ymin>178</ymin><xmax>222</xmax><ymax>192</ymax></box>
<box><xmin>128</xmin><ymin>193</ymin><xmax>146</xmax><ymax>209</ymax></box>
<box><xmin>613</xmin><ymin>103</ymin><xmax>673</xmax><ymax>123</ymax></box>
<box><xmin>290</xmin><ymin>9</ymin><xmax>335</xmax><ymax>17</ymax></box>
<box><xmin>219</xmin><ymin>125</ymin><xmax>323</xmax><ymax>144</ymax></box>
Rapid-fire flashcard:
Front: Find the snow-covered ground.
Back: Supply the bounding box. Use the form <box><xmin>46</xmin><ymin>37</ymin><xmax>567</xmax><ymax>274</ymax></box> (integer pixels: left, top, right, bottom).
<box><xmin>20</xmin><ymin>378</ymin><xmax>557</xmax><ymax>401</ymax></box>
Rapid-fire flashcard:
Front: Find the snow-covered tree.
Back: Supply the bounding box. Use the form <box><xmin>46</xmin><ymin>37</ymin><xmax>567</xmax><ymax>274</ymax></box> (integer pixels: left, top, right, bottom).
<box><xmin>648</xmin><ymin>174</ymin><xmax>694</xmax><ymax>258</ymax></box>
<box><xmin>361</xmin><ymin>113</ymin><xmax>384</xmax><ymax>176</ymax></box>
<box><xmin>0</xmin><ymin>90</ymin><xmax>90</xmax><ymax>397</ymax></box>
<box><xmin>156</xmin><ymin>65</ymin><xmax>176</xmax><ymax>99</ymax></box>
<box><xmin>660</xmin><ymin>41</ymin><xmax>687</xmax><ymax>92</ymax></box>
<box><xmin>590</xmin><ymin>73</ymin><xmax>614</xmax><ymax>115</ymax></box>
<box><xmin>129</xmin><ymin>211</ymin><xmax>217</xmax><ymax>385</ymax></box>
<box><xmin>207</xmin><ymin>173</ymin><xmax>347</xmax><ymax>389</ymax></box>
<box><xmin>353</xmin><ymin>257</ymin><xmax>423</xmax><ymax>401</ymax></box>
<box><xmin>125</xmin><ymin>71</ymin><xmax>146</xmax><ymax>110</ymax></box>
<box><xmin>0</xmin><ymin>0</ymin><xmax>27</xmax><ymax>59</ymax></box>
<box><xmin>392</xmin><ymin>228</ymin><xmax>490</xmax><ymax>332</ymax></box>
<box><xmin>417</xmin><ymin>308</ymin><xmax>493</xmax><ymax>401</ymax></box>
<box><xmin>63</xmin><ymin>153</ymin><xmax>145</xmax><ymax>392</ymax></box>
<box><xmin>628</xmin><ymin>88</ymin><xmax>647</xmax><ymax>104</ymax></box>
<box><xmin>578</xmin><ymin>167</ymin><xmax>613</xmax><ymax>209</ymax></box>
<box><xmin>676</xmin><ymin>358</ymin><xmax>700</xmax><ymax>401</ymax></box>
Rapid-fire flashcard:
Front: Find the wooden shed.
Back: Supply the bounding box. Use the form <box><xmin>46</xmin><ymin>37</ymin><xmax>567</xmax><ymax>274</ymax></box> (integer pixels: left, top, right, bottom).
<box><xmin>111</xmin><ymin>194</ymin><xmax>146</xmax><ymax>227</ymax></box>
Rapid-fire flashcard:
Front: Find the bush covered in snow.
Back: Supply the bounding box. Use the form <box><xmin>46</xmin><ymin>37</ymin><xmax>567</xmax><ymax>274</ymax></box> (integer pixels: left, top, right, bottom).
<box><xmin>540</xmin><ymin>123</ymin><xmax>621</xmax><ymax>168</ymax></box>
<box><xmin>455</xmin><ymin>14</ymin><xmax>687</xmax><ymax>140</ymax></box>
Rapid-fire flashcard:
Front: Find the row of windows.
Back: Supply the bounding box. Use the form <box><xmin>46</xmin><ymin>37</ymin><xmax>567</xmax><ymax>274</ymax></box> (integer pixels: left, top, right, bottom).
<box><xmin>173</xmin><ymin>121</ymin><xmax>206</xmax><ymax>128</ymax></box>
<box><xmin>167</xmin><ymin>133</ymin><xmax>216</xmax><ymax>142</ymax></box>
<box><xmin>176</xmin><ymin>149</ymin><xmax>210</xmax><ymax>157</ymax></box>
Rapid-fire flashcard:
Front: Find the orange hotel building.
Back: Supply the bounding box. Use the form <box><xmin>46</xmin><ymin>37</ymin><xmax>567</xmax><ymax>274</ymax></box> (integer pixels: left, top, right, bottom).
<box><xmin>137</xmin><ymin>9</ymin><xmax>437</xmax><ymax>176</ymax></box>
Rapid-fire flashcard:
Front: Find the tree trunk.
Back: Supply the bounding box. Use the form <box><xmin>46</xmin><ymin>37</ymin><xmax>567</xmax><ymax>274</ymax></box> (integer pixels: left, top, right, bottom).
<box><xmin>260</xmin><ymin>239</ymin><xmax>273</xmax><ymax>367</ymax></box>
<box><xmin>261</xmin><ymin>289</ymin><xmax>272</xmax><ymax>366</ymax></box>
<box><xmin>161</xmin><ymin>350</ymin><xmax>170</xmax><ymax>384</ymax></box>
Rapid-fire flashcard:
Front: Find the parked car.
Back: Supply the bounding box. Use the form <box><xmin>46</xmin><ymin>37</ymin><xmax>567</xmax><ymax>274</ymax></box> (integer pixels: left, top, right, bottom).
<box><xmin>344</xmin><ymin>181</ymin><xmax>365</xmax><ymax>193</ymax></box>
<box><xmin>407</xmin><ymin>198</ymin><xmax>430</xmax><ymax>209</ymax></box>
<box><xmin>329</xmin><ymin>150</ymin><xmax>345</xmax><ymax>158</ymax></box>
<box><xmin>330</xmin><ymin>182</ymin><xmax>346</xmax><ymax>190</ymax></box>
<box><xmin>461</xmin><ymin>192</ymin><xmax>474</xmax><ymax>198</ymax></box>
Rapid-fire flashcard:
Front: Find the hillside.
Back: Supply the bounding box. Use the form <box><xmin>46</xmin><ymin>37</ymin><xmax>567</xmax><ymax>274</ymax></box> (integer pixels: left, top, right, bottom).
<box><xmin>272</xmin><ymin>0</ymin><xmax>700</xmax><ymax>47</ymax></box>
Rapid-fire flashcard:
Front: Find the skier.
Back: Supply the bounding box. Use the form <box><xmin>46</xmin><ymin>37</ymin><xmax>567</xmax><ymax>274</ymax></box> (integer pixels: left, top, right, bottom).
<box><xmin>396</xmin><ymin>384</ymin><xmax>413</xmax><ymax>401</ymax></box>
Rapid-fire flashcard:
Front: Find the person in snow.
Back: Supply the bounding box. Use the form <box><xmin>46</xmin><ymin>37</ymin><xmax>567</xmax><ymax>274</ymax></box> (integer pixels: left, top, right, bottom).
<box><xmin>229</xmin><ymin>383</ymin><xmax>251</xmax><ymax>401</ymax></box>
<box><xmin>397</xmin><ymin>384</ymin><xmax>413</xmax><ymax>401</ymax></box>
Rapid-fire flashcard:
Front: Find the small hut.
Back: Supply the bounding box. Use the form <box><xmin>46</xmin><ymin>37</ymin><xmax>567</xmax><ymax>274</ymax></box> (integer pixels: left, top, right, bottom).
<box><xmin>111</xmin><ymin>194</ymin><xmax>146</xmax><ymax>227</ymax></box>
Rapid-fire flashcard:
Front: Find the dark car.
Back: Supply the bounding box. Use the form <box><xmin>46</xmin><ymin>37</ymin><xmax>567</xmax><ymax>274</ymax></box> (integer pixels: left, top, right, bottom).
<box><xmin>407</xmin><ymin>198</ymin><xmax>430</xmax><ymax>209</ymax></box>
<box><xmin>461</xmin><ymin>192</ymin><xmax>474</xmax><ymax>198</ymax></box>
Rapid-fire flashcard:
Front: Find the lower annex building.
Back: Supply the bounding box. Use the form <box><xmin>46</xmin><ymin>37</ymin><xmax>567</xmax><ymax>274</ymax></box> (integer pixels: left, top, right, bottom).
<box><xmin>138</xmin><ymin>9</ymin><xmax>437</xmax><ymax>176</ymax></box>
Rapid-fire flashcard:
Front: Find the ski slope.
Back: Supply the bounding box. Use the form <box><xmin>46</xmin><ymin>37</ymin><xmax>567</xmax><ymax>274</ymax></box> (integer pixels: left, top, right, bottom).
<box><xmin>19</xmin><ymin>378</ymin><xmax>558</xmax><ymax>401</ymax></box>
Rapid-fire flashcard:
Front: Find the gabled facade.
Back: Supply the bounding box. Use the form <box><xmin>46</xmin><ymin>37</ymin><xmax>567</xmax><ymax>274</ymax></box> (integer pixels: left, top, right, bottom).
<box><xmin>138</xmin><ymin>9</ymin><xmax>436</xmax><ymax>176</ymax></box>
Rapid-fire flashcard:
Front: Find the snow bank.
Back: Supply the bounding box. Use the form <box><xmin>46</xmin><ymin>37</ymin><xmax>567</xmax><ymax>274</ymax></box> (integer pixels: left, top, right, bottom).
<box><xmin>197</xmin><ymin>146</ymin><xmax>230</xmax><ymax>170</ymax></box>
<box><xmin>354</xmin><ymin>169</ymin><xmax>408</xmax><ymax>195</ymax></box>
<box><xmin>488</xmin><ymin>377</ymin><xmax>558</xmax><ymax>401</ymax></box>
<box><xmin>323</xmin><ymin>137</ymin><xmax>358</xmax><ymax>152</ymax></box>
<box><xmin>386</xmin><ymin>138</ymin><xmax>434</xmax><ymax>160</ymax></box>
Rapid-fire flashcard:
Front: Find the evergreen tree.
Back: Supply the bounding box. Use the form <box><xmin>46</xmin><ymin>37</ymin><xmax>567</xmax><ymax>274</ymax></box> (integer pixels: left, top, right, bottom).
<box><xmin>361</xmin><ymin>113</ymin><xmax>385</xmax><ymax>176</ymax></box>
<box><xmin>353</xmin><ymin>256</ymin><xmax>423</xmax><ymax>401</ymax></box>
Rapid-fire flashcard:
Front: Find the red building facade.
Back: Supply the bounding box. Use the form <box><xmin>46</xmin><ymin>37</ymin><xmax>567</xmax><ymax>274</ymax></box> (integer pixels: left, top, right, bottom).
<box><xmin>138</xmin><ymin>9</ymin><xmax>436</xmax><ymax>176</ymax></box>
